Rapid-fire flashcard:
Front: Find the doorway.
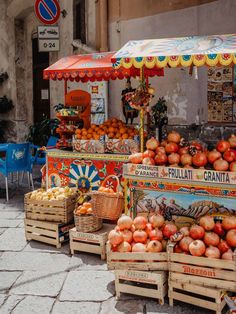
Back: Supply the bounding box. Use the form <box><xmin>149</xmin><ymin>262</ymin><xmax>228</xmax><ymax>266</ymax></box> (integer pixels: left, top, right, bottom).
<box><xmin>32</xmin><ymin>38</ymin><xmax>50</xmax><ymax>123</ymax></box>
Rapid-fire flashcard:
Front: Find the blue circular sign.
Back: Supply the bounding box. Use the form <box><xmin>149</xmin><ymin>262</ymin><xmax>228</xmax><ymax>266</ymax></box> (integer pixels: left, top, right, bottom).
<box><xmin>35</xmin><ymin>0</ymin><xmax>60</xmax><ymax>25</ymax></box>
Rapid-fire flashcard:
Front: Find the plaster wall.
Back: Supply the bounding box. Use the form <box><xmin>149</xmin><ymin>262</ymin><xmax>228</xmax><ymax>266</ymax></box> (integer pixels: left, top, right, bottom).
<box><xmin>108</xmin><ymin>0</ymin><xmax>236</xmax><ymax>125</ymax></box>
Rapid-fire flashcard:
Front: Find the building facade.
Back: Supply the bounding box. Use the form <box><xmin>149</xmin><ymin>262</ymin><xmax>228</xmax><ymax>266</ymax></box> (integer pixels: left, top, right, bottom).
<box><xmin>0</xmin><ymin>0</ymin><xmax>235</xmax><ymax>142</ymax></box>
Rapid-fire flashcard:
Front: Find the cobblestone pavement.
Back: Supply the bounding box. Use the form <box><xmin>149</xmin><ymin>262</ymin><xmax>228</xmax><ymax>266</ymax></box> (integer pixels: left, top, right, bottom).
<box><xmin>0</xmin><ymin>171</ymin><xmax>216</xmax><ymax>314</ymax></box>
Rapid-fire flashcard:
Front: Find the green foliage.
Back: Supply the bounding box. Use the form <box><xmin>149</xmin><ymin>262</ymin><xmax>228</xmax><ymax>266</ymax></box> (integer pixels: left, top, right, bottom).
<box><xmin>27</xmin><ymin>116</ymin><xmax>59</xmax><ymax>146</ymax></box>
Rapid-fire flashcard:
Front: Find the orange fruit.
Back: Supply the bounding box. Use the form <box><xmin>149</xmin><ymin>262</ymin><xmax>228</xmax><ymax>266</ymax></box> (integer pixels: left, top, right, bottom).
<box><xmin>81</xmin><ymin>136</ymin><xmax>87</xmax><ymax>140</ymax></box>
<box><xmin>76</xmin><ymin>134</ymin><xmax>82</xmax><ymax>139</ymax></box>
<box><xmin>94</xmin><ymin>134</ymin><xmax>100</xmax><ymax>140</ymax></box>
<box><xmin>98</xmin><ymin>186</ymin><xmax>106</xmax><ymax>192</ymax></box>
<box><xmin>83</xmin><ymin>202</ymin><xmax>92</xmax><ymax>209</ymax></box>
<box><xmin>88</xmin><ymin>128</ymin><xmax>93</xmax><ymax>134</ymax></box>
<box><xmin>108</xmin><ymin>132</ymin><xmax>114</xmax><ymax>139</ymax></box>
<box><xmin>91</xmin><ymin>124</ymin><xmax>96</xmax><ymax>129</ymax></box>
<box><xmin>79</xmin><ymin>206</ymin><xmax>87</xmax><ymax>214</ymax></box>
<box><xmin>87</xmin><ymin>208</ymin><xmax>93</xmax><ymax>214</ymax></box>
<box><xmin>87</xmin><ymin>133</ymin><xmax>92</xmax><ymax>139</ymax></box>
<box><xmin>76</xmin><ymin>129</ymin><xmax>81</xmax><ymax>134</ymax></box>
<box><xmin>108</xmin><ymin>127</ymin><xmax>115</xmax><ymax>133</ymax></box>
<box><xmin>120</xmin><ymin>128</ymin><xmax>126</xmax><ymax>134</ymax></box>
<box><xmin>122</xmin><ymin>133</ymin><xmax>129</xmax><ymax>139</ymax></box>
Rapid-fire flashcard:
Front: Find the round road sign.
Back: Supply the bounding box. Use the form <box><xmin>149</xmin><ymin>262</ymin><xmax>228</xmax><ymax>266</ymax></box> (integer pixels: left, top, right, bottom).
<box><xmin>35</xmin><ymin>0</ymin><xmax>60</xmax><ymax>25</ymax></box>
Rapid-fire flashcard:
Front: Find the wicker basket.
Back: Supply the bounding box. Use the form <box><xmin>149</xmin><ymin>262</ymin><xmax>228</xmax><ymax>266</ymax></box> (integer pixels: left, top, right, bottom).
<box><xmin>90</xmin><ymin>175</ymin><xmax>124</xmax><ymax>220</ymax></box>
<box><xmin>74</xmin><ymin>210</ymin><xmax>102</xmax><ymax>233</ymax></box>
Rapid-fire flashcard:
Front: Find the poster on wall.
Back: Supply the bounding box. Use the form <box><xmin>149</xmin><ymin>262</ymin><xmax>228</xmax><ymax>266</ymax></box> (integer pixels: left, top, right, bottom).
<box><xmin>208</xmin><ymin>66</ymin><xmax>234</xmax><ymax>123</ymax></box>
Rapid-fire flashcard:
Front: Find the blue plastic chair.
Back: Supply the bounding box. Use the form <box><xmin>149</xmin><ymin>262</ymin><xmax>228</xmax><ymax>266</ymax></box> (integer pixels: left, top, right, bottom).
<box><xmin>0</xmin><ymin>143</ymin><xmax>34</xmax><ymax>201</ymax></box>
<box><xmin>33</xmin><ymin>136</ymin><xmax>58</xmax><ymax>165</ymax></box>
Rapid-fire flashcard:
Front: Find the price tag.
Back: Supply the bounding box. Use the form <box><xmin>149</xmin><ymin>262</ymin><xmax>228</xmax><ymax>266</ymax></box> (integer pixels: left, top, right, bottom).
<box><xmin>38</xmin><ymin>39</ymin><xmax>59</xmax><ymax>52</ymax></box>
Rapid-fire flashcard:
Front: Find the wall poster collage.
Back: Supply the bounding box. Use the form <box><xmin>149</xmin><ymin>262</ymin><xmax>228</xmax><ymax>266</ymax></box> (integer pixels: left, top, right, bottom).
<box><xmin>208</xmin><ymin>65</ymin><xmax>236</xmax><ymax>123</ymax></box>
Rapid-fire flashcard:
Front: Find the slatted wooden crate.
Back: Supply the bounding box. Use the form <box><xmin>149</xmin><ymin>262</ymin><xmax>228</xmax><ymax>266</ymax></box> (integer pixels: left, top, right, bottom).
<box><xmin>168</xmin><ymin>243</ymin><xmax>236</xmax><ymax>292</ymax></box>
<box><xmin>115</xmin><ymin>269</ymin><xmax>168</xmax><ymax>304</ymax></box>
<box><xmin>168</xmin><ymin>281</ymin><xmax>226</xmax><ymax>314</ymax></box>
<box><xmin>25</xmin><ymin>218</ymin><xmax>74</xmax><ymax>248</ymax></box>
<box><xmin>107</xmin><ymin>242</ymin><xmax>168</xmax><ymax>271</ymax></box>
<box><xmin>24</xmin><ymin>191</ymin><xmax>77</xmax><ymax>223</ymax></box>
<box><xmin>70</xmin><ymin>224</ymin><xmax>114</xmax><ymax>260</ymax></box>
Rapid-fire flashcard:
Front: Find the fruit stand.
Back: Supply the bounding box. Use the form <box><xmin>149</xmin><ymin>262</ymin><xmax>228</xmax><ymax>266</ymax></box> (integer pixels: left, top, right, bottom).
<box><xmin>43</xmin><ymin>52</ymin><xmax>163</xmax><ymax>191</ymax></box>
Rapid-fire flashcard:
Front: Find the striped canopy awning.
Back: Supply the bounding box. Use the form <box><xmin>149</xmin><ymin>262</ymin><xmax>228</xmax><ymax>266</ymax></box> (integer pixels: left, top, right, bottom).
<box><xmin>44</xmin><ymin>51</ymin><xmax>164</xmax><ymax>81</ymax></box>
<box><xmin>111</xmin><ymin>34</ymin><xmax>236</xmax><ymax>69</ymax></box>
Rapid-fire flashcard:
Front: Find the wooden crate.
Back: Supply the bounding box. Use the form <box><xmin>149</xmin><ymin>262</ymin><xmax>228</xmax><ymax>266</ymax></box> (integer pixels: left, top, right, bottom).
<box><xmin>115</xmin><ymin>269</ymin><xmax>167</xmax><ymax>304</ymax></box>
<box><xmin>25</xmin><ymin>218</ymin><xmax>74</xmax><ymax>248</ymax></box>
<box><xmin>24</xmin><ymin>191</ymin><xmax>77</xmax><ymax>223</ymax></box>
<box><xmin>70</xmin><ymin>224</ymin><xmax>114</xmax><ymax>260</ymax></box>
<box><xmin>169</xmin><ymin>280</ymin><xmax>226</xmax><ymax>314</ymax></box>
<box><xmin>168</xmin><ymin>243</ymin><xmax>236</xmax><ymax>292</ymax></box>
<box><xmin>107</xmin><ymin>242</ymin><xmax>168</xmax><ymax>271</ymax></box>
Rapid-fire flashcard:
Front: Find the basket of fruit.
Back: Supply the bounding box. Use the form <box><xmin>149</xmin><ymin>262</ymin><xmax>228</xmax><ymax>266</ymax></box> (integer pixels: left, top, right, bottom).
<box><xmin>74</xmin><ymin>201</ymin><xmax>102</xmax><ymax>233</ymax></box>
<box><xmin>89</xmin><ymin>175</ymin><xmax>124</xmax><ymax>220</ymax></box>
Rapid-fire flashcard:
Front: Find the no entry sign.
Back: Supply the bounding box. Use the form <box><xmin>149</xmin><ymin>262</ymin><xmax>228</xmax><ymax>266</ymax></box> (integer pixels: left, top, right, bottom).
<box><xmin>35</xmin><ymin>0</ymin><xmax>60</xmax><ymax>25</ymax></box>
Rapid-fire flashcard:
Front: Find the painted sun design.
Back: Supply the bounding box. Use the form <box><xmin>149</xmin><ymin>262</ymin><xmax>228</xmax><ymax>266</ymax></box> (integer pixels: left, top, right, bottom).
<box><xmin>69</xmin><ymin>163</ymin><xmax>100</xmax><ymax>191</ymax></box>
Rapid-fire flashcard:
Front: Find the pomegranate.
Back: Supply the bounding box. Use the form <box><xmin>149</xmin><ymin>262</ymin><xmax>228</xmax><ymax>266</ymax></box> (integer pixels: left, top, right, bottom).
<box><xmin>146</xmin><ymin>137</ymin><xmax>159</xmax><ymax>151</ymax></box>
<box><xmin>129</xmin><ymin>153</ymin><xmax>143</xmax><ymax>164</ymax></box>
<box><xmin>178</xmin><ymin>147</ymin><xmax>189</xmax><ymax>155</ymax></box>
<box><xmin>133</xmin><ymin>216</ymin><xmax>147</xmax><ymax>230</ymax></box>
<box><xmin>117</xmin><ymin>215</ymin><xmax>133</xmax><ymax>231</ymax></box>
<box><xmin>108</xmin><ymin>230</ymin><xmax>123</xmax><ymax>247</ymax></box>
<box><xmin>184</xmin><ymin>165</ymin><xmax>193</xmax><ymax>169</ymax></box>
<box><xmin>146</xmin><ymin>240</ymin><xmax>162</xmax><ymax>253</ymax></box>
<box><xmin>205</xmin><ymin>246</ymin><xmax>221</xmax><ymax>259</ymax></box>
<box><xmin>162</xmin><ymin>223</ymin><xmax>178</xmax><ymax>239</ymax></box>
<box><xmin>228</xmin><ymin>134</ymin><xmax>236</xmax><ymax>148</ymax></box>
<box><xmin>179</xmin><ymin>226</ymin><xmax>190</xmax><ymax>236</ymax></box>
<box><xmin>120</xmin><ymin>230</ymin><xmax>133</xmax><ymax>243</ymax></box>
<box><xmin>192</xmin><ymin>152</ymin><xmax>207</xmax><ymax>168</ymax></box>
<box><xmin>222</xmin><ymin>249</ymin><xmax>233</xmax><ymax>260</ymax></box>
<box><xmin>230</xmin><ymin>161</ymin><xmax>236</xmax><ymax>171</ymax></box>
<box><xmin>168</xmin><ymin>153</ymin><xmax>180</xmax><ymax>165</ymax></box>
<box><xmin>161</xmin><ymin>140</ymin><xmax>168</xmax><ymax>147</ymax></box>
<box><xmin>170</xmin><ymin>232</ymin><xmax>184</xmax><ymax>242</ymax></box>
<box><xmin>145</xmin><ymin>223</ymin><xmax>153</xmax><ymax>236</ymax></box>
<box><xmin>213</xmin><ymin>222</ymin><xmax>225</xmax><ymax>237</ymax></box>
<box><xmin>218</xmin><ymin>240</ymin><xmax>231</xmax><ymax>253</ymax></box>
<box><xmin>165</xmin><ymin>142</ymin><xmax>179</xmax><ymax>154</ymax></box>
<box><xmin>143</xmin><ymin>149</ymin><xmax>155</xmax><ymax>158</ymax></box>
<box><xmin>199</xmin><ymin>215</ymin><xmax>215</xmax><ymax>231</ymax></box>
<box><xmin>161</xmin><ymin>239</ymin><xmax>167</xmax><ymax>251</ymax></box>
<box><xmin>149</xmin><ymin>228</ymin><xmax>163</xmax><ymax>241</ymax></box>
<box><xmin>132</xmin><ymin>243</ymin><xmax>146</xmax><ymax>252</ymax></box>
<box><xmin>189</xmin><ymin>240</ymin><xmax>206</xmax><ymax>256</ymax></box>
<box><xmin>189</xmin><ymin>225</ymin><xmax>205</xmax><ymax>239</ymax></box>
<box><xmin>216</xmin><ymin>140</ymin><xmax>230</xmax><ymax>153</ymax></box>
<box><xmin>117</xmin><ymin>241</ymin><xmax>131</xmax><ymax>252</ymax></box>
<box><xmin>174</xmin><ymin>244</ymin><xmax>183</xmax><ymax>253</ymax></box>
<box><xmin>155</xmin><ymin>146</ymin><xmax>166</xmax><ymax>154</ymax></box>
<box><xmin>190</xmin><ymin>141</ymin><xmax>203</xmax><ymax>151</ymax></box>
<box><xmin>207</xmin><ymin>149</ymin><xmax>221</xmax><ymax>164</ymax></box>
<box><xmin>130</xmin><ymin>224</ymin><xmax>136</xmax><ymax>233</ymax></box>
<box><xmin>154</xmin><ymin>153</ymin><xmax>168</xmax><ymax>165</ymax></box>
<box><xmin>179</xmin><ymin>236</ymin><xmax>194</xmax><ymax>252</ymax></box>
<box><xmin>204</xmin><ymin>232</ymin><xmax>220</xmax><ymax>247</ymax></box>
<box><xmin>167</xmin><ymin>131</ymin><xmax>181</xmax><ymax>144</ymax></box>
<box><xmin>226</xmin><ymin>229</ymin><xmax>236</xmax><ymax>247</ymax></box>
<box><xmin>133</xmin><ymin>230</ymin><xmax>148</xmax><ymax>243</ymax></box>
<box><xmin>222</xmin><ymin>216</ymin><xmax>236</xmax><ymax>230</ymax></box>
<box><xmin>180</xmin><ymin>153</ymin><xmax>192</xmax><ymax>166</ymax></box>
<box><xmin>149</xmin><ymin>214</ymin><xmax>165</xmax><ymax>228</ymax></box>
<box><xmin>223</xmin><ymin>149</ymin><xmax>236</xmax><ymax>163</ymax></box>
<box><xmin>142</xmin><ymin>157</ymin><xmax>155</xmax><ymax>165</ymax></box>
<box><xmin>213</xmin><ymin>158</ymin><xmax>229</xmax><ymax>171</ymax></box>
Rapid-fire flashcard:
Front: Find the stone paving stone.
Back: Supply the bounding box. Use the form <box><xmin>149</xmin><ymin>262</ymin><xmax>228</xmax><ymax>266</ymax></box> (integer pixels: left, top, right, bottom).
<box><xmin>0</xmin><ymin>228</ymin><xmax>6</xmax><ymax>235</ymax></box>
<box><xmin>71</xmin><ymin>253</ymin><xmax>107</xmax><ymax>271</ymax></box>
<box><xmin>0</xmin><ymin>211</ymin><xmax>22</xmax><ymax>219</ymax></box>
<box><xmin>11</xmin><ymin>296</ymin><xmax>55</xmax><ymax>314</ymax></box>
<box><xmin>23</xmin><ymin>241</ymin><xmax>70</xmax><ymax>255</ymax></box>
<box><xmin>0</xmin><ymin>219</ymin><xmax>22</xmax><ymax>228</ymax></box>
<box><xmin>0</xmin><ymin>228</ymin><xmax>27</xmax><ymax>251</ymax></box>
<box><xmin>52</xmin><ymin>301</ymin><xmax>101</xmax><ymax>314</ymax></box>
<box><xmin>0</xmin><ymin>271</ymin><xmax>22</xmax><ymax>293</ymax></box>
<box><xmin>16</xmin><ymin>212</ymin><xmax>25</xmax><ymax>219</ymax></box>
<box><xmin>0</xmin><ymin>295</ymin><xmax>25</xmax><ymax>314</ymax></box>
<box><xmin>0</xmin><ymin>251</ymin><xmax>73</xmax><ymax>271</ymax></box>
<box><xmin>100</xmin><ymin>297</ymin><xmax>146</xmax><ymax>314</ymax></box>
<box><xmin>59</xmin><ymin>270</ymin><xmax>115</xmax><ymax>302</ymax></box>
<box><xmin>11</xmin><ymin>270</ymin><xmax>67</xmax><ymax>297</ymax></box>
<box><xmin>0</xmin><ymin>294</ymin><xmax>6</xmax><ymax>307</ymax></box>
<box><xmin>17</xmin><ymin>221</ymin><xmax>24</xmax><ymax>228</ymax></box>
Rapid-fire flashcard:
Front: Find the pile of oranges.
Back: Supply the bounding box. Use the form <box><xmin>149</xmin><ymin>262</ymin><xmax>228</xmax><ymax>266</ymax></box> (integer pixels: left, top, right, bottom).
<box><xmin>75</xmin><ymin>202</ymin><xmax>93</xmax><ymax>215</ymax></box>
<box><xmin>98</xmin><ymin>186</ymin><xmax>123</xmax><ymax>196</ymax></box>
<box><xmin>75</xmin><ymin>118</ymin><xmax>139</xmax><ymax>140</ymax></box>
